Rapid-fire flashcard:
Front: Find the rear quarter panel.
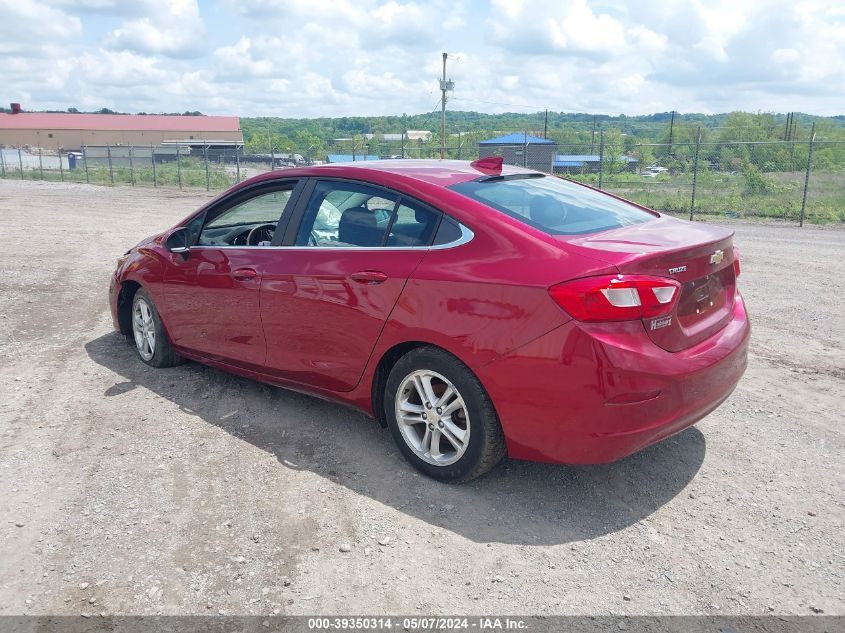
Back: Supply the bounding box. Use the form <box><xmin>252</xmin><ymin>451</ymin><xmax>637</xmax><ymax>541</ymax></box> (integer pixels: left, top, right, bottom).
<box><xmin>344</xmin><ymin>198</ymin><xmax>619</xmax><ymax>413</ymax></box>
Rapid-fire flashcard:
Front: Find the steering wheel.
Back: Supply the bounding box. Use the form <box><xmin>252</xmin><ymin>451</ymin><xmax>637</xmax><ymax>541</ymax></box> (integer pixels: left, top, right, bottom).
<box><xmin>308</xmin><ymin>230</ymin><xmax>320</xmax><ymax>246</ymax></box>
<box><xmin>246</xmin><ymin>223</ymin><xmax>276</xmax><ymax>246</ymax></box>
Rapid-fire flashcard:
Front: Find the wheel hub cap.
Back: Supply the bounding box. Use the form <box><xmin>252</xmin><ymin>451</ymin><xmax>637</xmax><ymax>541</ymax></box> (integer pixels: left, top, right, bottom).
<box><xmin>132</xmin><ymin>298</ymin><xmax>156</xmax><ymax>361</ymax></box>
<box><xmin>395</xmin><ymin>369</ymin><xmax>470</xmax><ymax>467</ymax></box>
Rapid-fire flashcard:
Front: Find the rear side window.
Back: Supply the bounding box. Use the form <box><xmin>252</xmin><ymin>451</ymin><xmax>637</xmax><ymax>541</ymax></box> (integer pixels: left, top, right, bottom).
<box><xmin>295</xmin><ymin>181</ymin><xmax>398</xmax><ymax>247</ymax></box>
<box><xmin>387</xmin><ymin>200</ymin><xmax>440</xmax><ymax>247</ymax></box>
<box><xmin>432</xmin><ymin>216</ymin><xmax>462</xmax><ymax>245</ymax></box>
<box><xmin>450</xmin><ymin>176</ymin><xmax>654</xmax><ymax>235</ymax></box>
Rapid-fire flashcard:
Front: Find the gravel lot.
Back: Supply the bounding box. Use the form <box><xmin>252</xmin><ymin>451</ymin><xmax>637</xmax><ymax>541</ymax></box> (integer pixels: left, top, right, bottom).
<box><xmin>0</xmin><ymin>179</ymin><xmax>842</xmax><ymax>617</ymax></box>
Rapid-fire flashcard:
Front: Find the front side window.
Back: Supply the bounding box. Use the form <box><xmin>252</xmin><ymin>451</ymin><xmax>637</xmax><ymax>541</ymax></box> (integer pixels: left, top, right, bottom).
<box><xmin>449</xmin><ymin>175</ymin><xmax>654</xmax><ymax>236</ymax></box>
<box><xmin>198</xmin><ymin>188</ymin><xmax>294</xmax><ymax>247</ymax></box>
<box><xmin>296</xmin><ymin>181</ymin><xmax>398</xmax><ymax>247</ymax></box>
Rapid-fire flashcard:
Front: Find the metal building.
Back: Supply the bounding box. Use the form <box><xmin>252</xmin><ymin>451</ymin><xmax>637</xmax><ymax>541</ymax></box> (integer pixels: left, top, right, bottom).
<box><xmin>0</xmin><ymin>105</ymin><xmax>243</xmax><ymax>152</ymax></box>
<box><xmin>478</xmin><ymin>133</ymin><xmax>557</xmax><ymax>172</ymax></box>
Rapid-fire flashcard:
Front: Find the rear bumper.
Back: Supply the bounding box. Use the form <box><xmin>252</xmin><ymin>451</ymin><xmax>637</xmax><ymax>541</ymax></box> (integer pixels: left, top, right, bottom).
<box><xmin>477</xmin><ymin>292</ymin><xmax>750</xmax><ymax>464</ymax></box>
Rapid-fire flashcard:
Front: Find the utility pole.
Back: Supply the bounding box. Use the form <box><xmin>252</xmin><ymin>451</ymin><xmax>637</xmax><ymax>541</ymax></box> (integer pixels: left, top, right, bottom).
<box><xmin>439</xmin><ymin>52</ymin><xmax>454</xmax><ymax>159</ymax></box>
<box><xmin>591</xmin><ymin>115</ymin><xmax>597</xmax><ymax>152</ymax></box>
<box><xmin>543</xmin><ymin>109</ymin><xmax>548</xmax><ymax>139</ymax></box>
<box><xmin>668</xmin><ymin>110</ymin><xmax>676</xmax><ymax>156</ymax></box>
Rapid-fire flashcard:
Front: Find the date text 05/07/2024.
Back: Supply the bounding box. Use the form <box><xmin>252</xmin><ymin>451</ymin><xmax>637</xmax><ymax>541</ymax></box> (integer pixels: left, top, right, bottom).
<box><xmin>307</xmin><ymin>617</ymin><xmax>528</xmax><ymax>631</ymax></box>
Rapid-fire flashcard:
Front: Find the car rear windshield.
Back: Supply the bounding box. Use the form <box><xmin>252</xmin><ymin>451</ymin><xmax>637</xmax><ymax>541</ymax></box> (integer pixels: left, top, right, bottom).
<box><xmin>449</xmin><ymin>175</ymin><xmax>654</xmax><ymax>235</ymax></box>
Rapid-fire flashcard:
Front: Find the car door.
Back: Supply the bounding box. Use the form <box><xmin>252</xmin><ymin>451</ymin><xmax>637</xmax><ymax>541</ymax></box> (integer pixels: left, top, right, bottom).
<box><xmin>259</xmin><ymin>179</ymin><xmax>443</xmax><ymax>392</ymax></box>
<box><xmin>162</xmin><ymin>181</ymin><xmax>301</xmax><ymax>368</ymax></box>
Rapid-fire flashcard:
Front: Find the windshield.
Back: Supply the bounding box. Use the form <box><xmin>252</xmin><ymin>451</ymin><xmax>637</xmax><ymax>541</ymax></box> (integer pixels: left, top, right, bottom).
<box><xmin>449</xmin><ymin>175</ymin><xmax>655</xmax><ymax>235</ymax></box>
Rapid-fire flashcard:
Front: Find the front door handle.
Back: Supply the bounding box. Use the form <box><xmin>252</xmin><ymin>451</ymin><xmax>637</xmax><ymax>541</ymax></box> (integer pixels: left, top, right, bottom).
<box><xmin>232</xmin><ymin>267</ymin><xmax>258</xmax><ymax>281</ymax></box>
<box><xmin>350</xmin><ymin>270</ymin><xmax>388</xmax><ymax>285</ymax></box>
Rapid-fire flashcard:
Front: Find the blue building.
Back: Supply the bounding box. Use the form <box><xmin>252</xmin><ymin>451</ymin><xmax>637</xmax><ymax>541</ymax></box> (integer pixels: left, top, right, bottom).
<box><xmin>553</xmin><ymin>154</ymin><xmax>638</xmax><ymax>174</ymax></box>
<box><xmin>325</xmin><ymin>154</ymin><xmax>382</xmax><ymax>164</ymax></box>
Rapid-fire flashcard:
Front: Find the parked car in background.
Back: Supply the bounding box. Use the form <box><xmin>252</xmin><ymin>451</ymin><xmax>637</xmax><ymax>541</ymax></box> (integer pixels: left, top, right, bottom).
<box><xmin>109</xmin><ymin>158</ymin><xmax>750</xmax><ymax>482</ymax></box>
<box><xmin>644</xmin><ymin>165</ymin><xmax>669</xmax><ymax>177</ymax></box>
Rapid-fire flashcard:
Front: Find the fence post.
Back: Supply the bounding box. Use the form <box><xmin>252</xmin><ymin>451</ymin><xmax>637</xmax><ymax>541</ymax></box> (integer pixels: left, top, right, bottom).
<box><xmin>38</xmin><ymin>146</ymin><xmax>44</xmax><ymax>180</ymax></box>
<box><xmin>457</xmin><ymin>131</ymin><xmax>462</xmax><ymax>159</ymax></box>
<box><xmin>18</xmin><ymin>148</ymin><xmax>24</xmax><ymax>180</ymax></box>
<box><xmin>58</xmin><ymin>147</ymin><xmax>64</xmax><ymax>182</ymax></box>
<box><xmin>690</xmin><ymin>127</ymin><xmax>702</xmax><ymax>221</ymax></box>
<box><xmin>151</xmin><ymin>144</ymin><xmax>157</xmax><ymax>187</ymax></box>
<box><xmin>128</xmin><ymin>146</ymin><xmax>135</xmax><ymax>186</ymax></box>
<box><xmin>176</xmin><ymin>145</ymin><xmax>182</xmax><ymax>190</ymax></box>
<box><xmin>0</xmin><ymin>147</ymin><xmax>6</xmax><ymax>178</ymax></box>
<box><xmin>235</xmin><ymin>148</ymin><xmax>241</xmax><ymax>183</ymax></box>
<box><xmin>401</xmin><ymin>133</ymin><xmax>406</xmax><ymax>159</ymax></box>
<box><xmin>523</xmin><ymin>132</ymin><xmax>528</xmax><ymax>168</ymax></box>
<box><xmin>107</xmin><ymin>144</ymin><xmax>114</xmax><ymax>185</ymax></box>
<box><xmin>598</xmin><ymin>128</ymin><xmax>605</xmax><ymax>189</ymax></box>
<box><xmin>204</xmin><ymin>144</ymin><xmax>210</xmax><ymax>191</ymax></box>
<box><xmin>82</xmin><ymin>146</ymin><xmax>90</xmax><ymax>184</ymax></box>
<box><xmin>799</xmin><ymin>121</ymin><xmax>816</xmax><ymax>227</ymax></box>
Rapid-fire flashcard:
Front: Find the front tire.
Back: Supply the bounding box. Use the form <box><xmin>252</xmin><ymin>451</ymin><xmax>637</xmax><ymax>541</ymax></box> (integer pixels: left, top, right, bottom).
<box><xmin>131</xmin><ymin>288</ymin><xmax>183</xmax><ymax>368</ymax></box>
<box><xmin>384</xmin><ymin>347</ymin><xmax>506</xmax><ymax>483</ymax></box>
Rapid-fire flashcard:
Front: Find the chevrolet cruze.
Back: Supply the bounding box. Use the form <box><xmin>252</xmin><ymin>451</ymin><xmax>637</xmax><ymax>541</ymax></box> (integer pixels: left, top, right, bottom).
<box><xmin>109</xmin><ymin>157</ymin><xmax>750</xmax><ymax>482</ymax></box>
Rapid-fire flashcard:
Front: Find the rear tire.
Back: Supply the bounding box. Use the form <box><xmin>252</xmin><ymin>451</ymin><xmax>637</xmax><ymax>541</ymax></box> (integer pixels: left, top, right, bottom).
<box><xmin>384</xmin><ymin>347</ymin><xmax>506</xmax><ymax>483</ymax></box>
<box><xmin>130</xmin><ymin>288</ymin><xmax>184</xmax><ymax>368</ymax></box>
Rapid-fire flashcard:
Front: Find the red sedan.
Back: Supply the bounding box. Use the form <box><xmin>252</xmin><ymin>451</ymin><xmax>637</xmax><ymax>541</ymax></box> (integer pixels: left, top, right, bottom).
<box><xmin>109</xmin><ymin>157</ymin><xmax>749</xmax><ymax>482</ymax></box>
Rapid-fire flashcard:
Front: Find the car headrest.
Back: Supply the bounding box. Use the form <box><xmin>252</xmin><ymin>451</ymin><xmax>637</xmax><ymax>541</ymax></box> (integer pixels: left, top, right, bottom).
<box><xmin>529</xmin><ymin>195</ymin><xmax>566</xmax><ymax>228</ymax></box>
<box><xmin>338</xmin><ymin>206</ymin><xmax>382</xmax><ymax>246</ymax></box>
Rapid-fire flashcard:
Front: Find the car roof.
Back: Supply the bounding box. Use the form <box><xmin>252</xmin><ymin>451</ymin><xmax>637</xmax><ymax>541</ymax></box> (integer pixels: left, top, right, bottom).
<box><xmin>249</xmin><ymin>159</ymin><xmax>539</xmax><ymax>188</ymax></box>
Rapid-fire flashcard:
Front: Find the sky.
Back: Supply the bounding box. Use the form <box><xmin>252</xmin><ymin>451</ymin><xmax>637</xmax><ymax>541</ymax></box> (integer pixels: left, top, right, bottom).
<box><xmin>1</xmin><ymin>0</ymin><xmax>844</xmax><ymax>118</ymax></box>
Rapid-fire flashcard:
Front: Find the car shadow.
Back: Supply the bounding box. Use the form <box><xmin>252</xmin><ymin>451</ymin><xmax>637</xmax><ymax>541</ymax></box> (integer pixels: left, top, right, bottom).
<box><xmin>85</xmin><ymin>332</ymin><xmax>705</xmax><ymax>545</ymax></box>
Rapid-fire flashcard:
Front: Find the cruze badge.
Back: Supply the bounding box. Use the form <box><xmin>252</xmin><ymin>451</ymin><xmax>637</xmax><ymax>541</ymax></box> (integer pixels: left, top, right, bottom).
<box><xmin>710</xmin><ymin>250</ymin><xmax>724</xmax><ymax>265</ymax></box>
<box><xmin>669</xmin><ymin>265</ymin><xmax>687</xmax><ymax>274</ymax></box>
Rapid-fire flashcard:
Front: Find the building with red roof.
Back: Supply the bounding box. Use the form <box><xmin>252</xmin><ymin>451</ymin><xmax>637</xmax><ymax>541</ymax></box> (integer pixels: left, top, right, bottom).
<box><xmin>0</xmin><ymin>104</ymin><xmax>242</xmax><ymax>151</ymax></box>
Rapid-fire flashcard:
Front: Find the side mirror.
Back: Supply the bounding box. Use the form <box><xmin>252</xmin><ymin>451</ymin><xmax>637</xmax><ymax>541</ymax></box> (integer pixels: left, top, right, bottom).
<box><xmin>165</xmin><ymin>227</ymin><xmax>190</xmax><ymax>254</ymax></box>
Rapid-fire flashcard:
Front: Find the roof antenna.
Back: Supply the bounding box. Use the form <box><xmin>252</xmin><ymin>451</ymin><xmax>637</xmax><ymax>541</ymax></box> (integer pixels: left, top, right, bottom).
<box><xmin>471</xmin><ymin>155</ymin><xmax>503</xmax><ymax>174</ymax></box>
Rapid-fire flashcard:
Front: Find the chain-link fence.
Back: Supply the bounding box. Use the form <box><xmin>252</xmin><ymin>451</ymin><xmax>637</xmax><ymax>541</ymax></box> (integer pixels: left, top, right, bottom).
<box><xmin>0</xmin><ymin>143</ymin><xmax>273</xmax><ymax>192</ymax></box>
<box><xmin>450</xmin><ymin>125</ymin><xmax>844</xmax><ymax>225</ymax></box>
<box><xmin>2</xmin><ymin>127</ymin><xmax>843</xmax><ymax>225</ymax></box>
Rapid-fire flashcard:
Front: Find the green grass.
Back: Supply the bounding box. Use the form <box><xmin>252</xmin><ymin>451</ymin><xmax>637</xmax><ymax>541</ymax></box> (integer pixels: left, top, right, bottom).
<box><xmin>0</xmin><ymin>158</ymin><xmax>238</xmax><ymax>190</ymax></box>
<box><xmin>580</xmin><ymin>170</ymin><xmax>845</xmax><ymax>223</ymax></box>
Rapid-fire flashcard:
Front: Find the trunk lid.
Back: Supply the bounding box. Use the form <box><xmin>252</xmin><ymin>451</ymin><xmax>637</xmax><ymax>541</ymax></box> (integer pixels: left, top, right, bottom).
<box><xmin>562</xmin><ymin>216</ymin><xmax>737</xmax><ymax>352</ymax></box>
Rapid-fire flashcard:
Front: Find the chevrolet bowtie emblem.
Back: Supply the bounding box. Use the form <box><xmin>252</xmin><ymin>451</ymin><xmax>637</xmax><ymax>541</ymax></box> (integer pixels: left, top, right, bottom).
<box><xmin>710</xmin><ymin>250</ymin><xmax>724</xmax><ymax>265</ymax></box>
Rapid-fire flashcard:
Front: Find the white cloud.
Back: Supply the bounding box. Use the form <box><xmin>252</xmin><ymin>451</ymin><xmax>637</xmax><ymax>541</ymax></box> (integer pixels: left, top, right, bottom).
<box><xmin>0</xmin><ymin>0</ymin><xmax>842</xmax><ymax>117</ymax></box>
<box><xmin>0</xmin><ymin>0</ymin><xmax>82</xmax><ymax>55</ymax></box>
<box><xmin>103</xmin><ymin>0</ymin><xmax>206</xmax><ymax>58</ymax></box>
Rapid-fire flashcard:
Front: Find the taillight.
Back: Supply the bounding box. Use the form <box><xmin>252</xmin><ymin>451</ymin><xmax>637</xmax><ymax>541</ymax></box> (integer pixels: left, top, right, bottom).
<box><xmin>549</xmin><ymin>275</ymin><xmax>681</xmax><ymax>322</ymax></box>
<box><xmin>732</xmin><ymin>246</ymin><xmax>741</xmax><ymax>278</ymax></box>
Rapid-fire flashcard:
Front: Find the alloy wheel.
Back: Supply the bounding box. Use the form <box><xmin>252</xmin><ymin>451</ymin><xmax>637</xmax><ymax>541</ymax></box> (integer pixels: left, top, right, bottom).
<box><xmin>394</xmin><ymin>369</ymin><xmax>470</xmax><ymax>466</ymax></box>
<box><xmin>132</xmin><ymin>298</ymin><xmax>156</xmax><ymax>361</ymax></box>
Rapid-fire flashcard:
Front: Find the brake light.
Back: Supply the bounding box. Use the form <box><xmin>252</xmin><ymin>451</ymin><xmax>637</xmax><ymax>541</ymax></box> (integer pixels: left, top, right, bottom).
<box><xmin>732</xmin><ymin>246</ymin><xmax>741</xmax><ymax>278</ymax></box>
<box><xmin>549</xmin><ymin>275</ymin><xmax>681</xmax><ymax>322</ymax></box>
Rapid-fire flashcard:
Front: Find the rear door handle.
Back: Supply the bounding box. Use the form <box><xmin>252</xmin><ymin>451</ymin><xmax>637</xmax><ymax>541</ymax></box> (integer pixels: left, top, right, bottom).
<box><xmin>232</xmin><ymin>267</ymin><xmax>258</xmax><ymax>281</ymax></box>
<box><xmin>350</xmin><ymin>270</ymin><xmax>388</xmax><ymax>285</ymax></box>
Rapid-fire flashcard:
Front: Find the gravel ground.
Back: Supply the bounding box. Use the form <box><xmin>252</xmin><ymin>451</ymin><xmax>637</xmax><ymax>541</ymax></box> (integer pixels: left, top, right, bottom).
<box><xmin>0</xmin><ymin>179</ymin><xmax>842</xmax><ymax>617</ymax></box>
